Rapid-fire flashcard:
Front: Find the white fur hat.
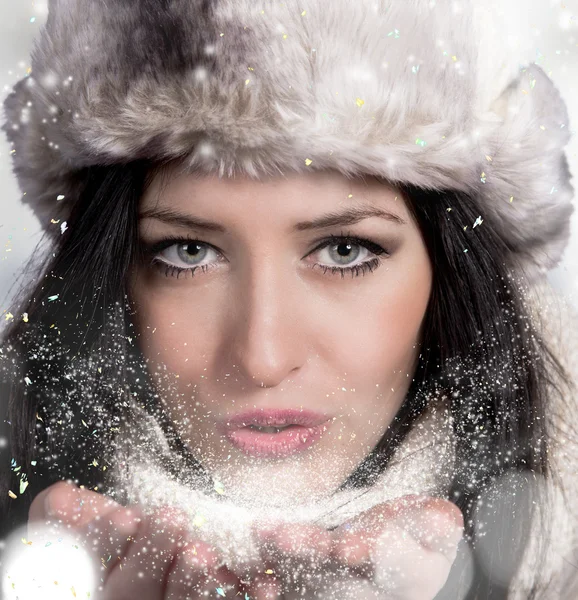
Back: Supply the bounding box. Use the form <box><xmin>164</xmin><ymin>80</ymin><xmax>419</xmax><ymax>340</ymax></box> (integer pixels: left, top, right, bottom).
<box><xmin>2</xmin><ymin>0</ymin><xmax>574</xmax><ymax>281</ymax></box>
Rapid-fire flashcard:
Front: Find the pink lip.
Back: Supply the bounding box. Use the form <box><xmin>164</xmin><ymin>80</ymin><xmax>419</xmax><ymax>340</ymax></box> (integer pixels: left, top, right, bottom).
<box><xmin>217</xmin><ymin>409</ymin><xmax>332</xmax><ymax>458</ymax></box>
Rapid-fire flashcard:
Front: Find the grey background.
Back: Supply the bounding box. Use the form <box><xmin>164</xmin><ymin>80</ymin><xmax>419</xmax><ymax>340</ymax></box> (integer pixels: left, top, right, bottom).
<box><xmin>1</xmin><ymin>0</ymin><xmax>578</xmax><ymax>310</ymax></box>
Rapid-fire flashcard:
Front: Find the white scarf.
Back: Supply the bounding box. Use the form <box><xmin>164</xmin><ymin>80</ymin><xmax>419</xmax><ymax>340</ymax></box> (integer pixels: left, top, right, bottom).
<box><xmin>109</xmin><ymin>394</ymin><xmax>456</xmax><ymax>595</ymax></box>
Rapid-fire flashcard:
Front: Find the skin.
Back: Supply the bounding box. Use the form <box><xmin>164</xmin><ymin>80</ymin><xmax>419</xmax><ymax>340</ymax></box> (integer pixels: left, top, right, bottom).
<box><xmin>129</xmin><ymin>168</ymin><xmax>434</xmax><ymax>506</ymax></box>
<box><xmin>28</xmin><ymin>481</ymin><xmax>464</xmax><ymax>599</ymax></box>
<box><xmin>25</xmin><ymin>169</ymin><xmax>464</xmax><ymax>598</ymax></box>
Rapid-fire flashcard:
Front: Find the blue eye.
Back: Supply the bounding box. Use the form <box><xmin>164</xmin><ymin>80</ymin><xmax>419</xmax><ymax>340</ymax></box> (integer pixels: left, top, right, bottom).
<box><xmin>310</xmin><ymin>235</ymin><xmax>388</xmax><ymax>279</ymax></box>
<box><xmin>142</xmin><ymin>232</ymin><xmax>390</xmax><ymax>280</ymax></box>
<box><xmin>161</xmin><ymin>241</ymin><xmax>216</xmax><ymax>267</ymax></box>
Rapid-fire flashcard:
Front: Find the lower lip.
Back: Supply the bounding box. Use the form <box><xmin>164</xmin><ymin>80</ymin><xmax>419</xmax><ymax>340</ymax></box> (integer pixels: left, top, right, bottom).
<box><xmin>222</xmin><ymin>423</ymin><xmax>329</xmax><ymax>458</ymax></box>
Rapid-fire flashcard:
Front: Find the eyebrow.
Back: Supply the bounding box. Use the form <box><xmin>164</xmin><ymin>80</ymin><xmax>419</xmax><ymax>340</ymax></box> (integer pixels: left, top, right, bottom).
<box><xmin>139</xmin><ymin>205</ymin><xmax>407</xmax><ymax>233</ymax></box>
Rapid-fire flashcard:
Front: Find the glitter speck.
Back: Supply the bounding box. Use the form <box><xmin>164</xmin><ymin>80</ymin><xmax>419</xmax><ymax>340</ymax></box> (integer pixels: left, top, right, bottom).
<box><xmin>193</xmin><ymin>513</ymin><xmax>206</xmax><ymax>527</ymax></box>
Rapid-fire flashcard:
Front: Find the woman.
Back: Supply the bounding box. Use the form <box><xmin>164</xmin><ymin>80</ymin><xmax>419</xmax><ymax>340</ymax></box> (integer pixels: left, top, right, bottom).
<box><xmin>1</xmin><ymin>0</ymin><xmax>577</xmax><ymax>598</ymax></box>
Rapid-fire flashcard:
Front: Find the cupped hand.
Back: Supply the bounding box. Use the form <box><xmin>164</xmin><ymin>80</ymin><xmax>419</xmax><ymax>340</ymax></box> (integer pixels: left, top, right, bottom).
<box><xmin>250</xmin><ymin>494</ymin><xmax>464</xmax><ymax>600</ymax></box>
<box><xmin>28</xmin><ymin>481</ymin><xmax>281</xmax><ymax>600</ymax></box>
<box><xmin>27</xmin><ymin>484</ymin><xmax>462</xmax><ymax>600</ymax></box>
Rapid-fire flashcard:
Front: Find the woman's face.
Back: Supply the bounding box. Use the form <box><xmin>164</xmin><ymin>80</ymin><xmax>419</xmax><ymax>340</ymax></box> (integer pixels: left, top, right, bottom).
<box><xmin>129</xmin><ymin>168</ymin><xmax>433</xmax><ymax>506</ymax></box>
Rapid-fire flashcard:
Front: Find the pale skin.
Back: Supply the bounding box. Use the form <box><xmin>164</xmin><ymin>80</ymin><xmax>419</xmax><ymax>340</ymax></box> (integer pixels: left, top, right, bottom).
<box><xmin>129</xmin><ymin>168</ymin><xmax>434</xmax><ymax>505</ymax></box>
<box><xmin>29</xmin><ymin>482</ymin><xmax>463</xmax><ymax>599</ymax></box>
<box><xmin>28</xmin><ymin>168</ymin><xmax>464</xmax><ymax>598</ymax></box>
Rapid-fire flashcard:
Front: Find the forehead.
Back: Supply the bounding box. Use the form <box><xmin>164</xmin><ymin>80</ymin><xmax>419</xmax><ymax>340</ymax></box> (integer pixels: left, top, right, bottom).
<box><xmin>141</xmin><ymin>164</ymin><xmax>409</xmax><ymax>217</ymax></box>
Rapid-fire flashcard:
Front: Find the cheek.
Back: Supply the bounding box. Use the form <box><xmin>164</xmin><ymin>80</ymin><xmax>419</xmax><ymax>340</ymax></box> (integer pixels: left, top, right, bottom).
<box><xmin>129</xmin><ymin>278</ymin><xmax>212</xmax><ymax>378</ymax></box>
<box><xmin>332</xmin><ymin>257</ymin><xmax>431</xmax><ymax>379</ymax></box>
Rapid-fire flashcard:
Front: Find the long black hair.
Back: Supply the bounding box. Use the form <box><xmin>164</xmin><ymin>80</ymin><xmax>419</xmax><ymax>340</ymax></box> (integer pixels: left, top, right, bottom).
<box><xmin>0</xmin><ymin>159</ymin><xmax>573</xmax><ymax>598</ymax></box>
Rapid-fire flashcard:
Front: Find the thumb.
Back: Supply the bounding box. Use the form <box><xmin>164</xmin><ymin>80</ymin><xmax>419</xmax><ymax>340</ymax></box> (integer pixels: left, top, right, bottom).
<box><xmin>393</xmin><ymin>498</ymin><xmax>464</xmax><ymax>559</ymax></box>
<box><xmin>368</xmin><ymin>499</ymin><xmax>463</xmax><ymax>600</ymax></box>
<box><xmin>28</xmin><ymin>481</ymin><xmax>122</xmax><ymax>529</ymax></box>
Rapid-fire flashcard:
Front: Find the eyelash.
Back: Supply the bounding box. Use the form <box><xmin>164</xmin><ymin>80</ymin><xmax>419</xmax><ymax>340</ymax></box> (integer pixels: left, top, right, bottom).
<box><xmin>141</xmin><ymin>230</ymin><xmax>390</xmax><ymax>280</ymax></box>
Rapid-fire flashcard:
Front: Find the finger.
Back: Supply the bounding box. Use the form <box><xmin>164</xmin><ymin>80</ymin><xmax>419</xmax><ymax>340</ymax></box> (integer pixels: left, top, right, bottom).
<box><xmin>244</xmin><ymin>572</ymin><xmax>282</xmax><ymax>600</ymax></box>
<box><xmin>342</xmin><ymin>495</ymin><xmax>463</xmax><ymax>551</ymax></box>
<box><xmin>329</xmin><ymin>528</ymin><xmax>375</xmax><ymax>577</ymax></box>
<box><xmin>177</xmin><ymin>568</ymin><xmax>244</xmax><ymax>600</ymax></box>
<box><xmin>71</xmin><ymin>488</ymin><xmax>124</xmax><ymax>527</ymax></box>
<box><xmin>164</xmin><ymin>539</ymin><xmax>222</xmax><ymax>598</ymax></box>
<box><xmin>75</xmin><ymin>504</ymin><xmax>144</xmax><ymax>587</ymax></box>
<box><xmin>254</xmin><ymin>521</ymin><xmax>373</xmax><ymax>595</ymax></box>
<box><xmin>29</xmin><ymin>480</ymin><xmax>80</xmax><ymax>523</ymax></box>
<box><xmin>101</xmin><ymin>506</ymin><xmax>188</xmax><ymax>600</ymax></box>
<box><xmin>253</xmin><ymin>522</ymin><xmax>334</xmax><ymax>595</ymax></box>
<box><xmin>209</xmin><ymin>565</ymin><xmax>245</xmax><ymax>597</ymax></box>
<box><xmin>392</xmin><ymin>500</ymin><xmax>464</xmax><ymax>557</ymax></box>
<box><xmin>342</xmin><ymin>494</ymin><xmax>432</xmax><ymax>536</ymax></box>
<box><xmin>29</xmin><ymin>480</ymin><xmax>122</xmax><ymax>527</ymax></box>
<box><xmin>27</xmin><ymin>481</ymin><xmax>120</xmax><ymax>546</ymax></box>
<box><xmin>256</xmin><ymin>522</ymin><xmax>334</xmax><ymax>569</ymax></box>
<box><xmin>369</xmin><ymin>520</ymin><xmax>460</xmax><ymax>599</ymax></box>
<box><xmin>326</xmin><ymin>495</ymin><xmax>464</xmax><ymax>596</ymax></box>
<box><xmin>173</xmin><ymin>564</ymin><xmax>243</xmax><ymax>599</ymax></box>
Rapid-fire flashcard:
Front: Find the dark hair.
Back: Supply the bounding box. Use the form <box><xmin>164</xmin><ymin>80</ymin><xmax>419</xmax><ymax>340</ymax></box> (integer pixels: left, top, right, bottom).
<box><xmin>0</xmin><ymin>160</ymin><xmax>573</xmax><ymax>598</ymax></box>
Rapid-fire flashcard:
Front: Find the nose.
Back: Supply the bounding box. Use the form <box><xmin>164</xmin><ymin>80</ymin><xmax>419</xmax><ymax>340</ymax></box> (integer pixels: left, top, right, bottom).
<box><xmin>222</xmin><ymin>257</ymin><xmax>306</xmax><ymax>388</ymax></box>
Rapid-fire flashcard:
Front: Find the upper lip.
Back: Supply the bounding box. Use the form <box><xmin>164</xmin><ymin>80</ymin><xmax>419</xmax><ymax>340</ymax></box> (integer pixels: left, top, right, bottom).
<box><xmin>218</xmin><ymin>408</ymin><xmax>331</xmax><ymax>430</ymax></box>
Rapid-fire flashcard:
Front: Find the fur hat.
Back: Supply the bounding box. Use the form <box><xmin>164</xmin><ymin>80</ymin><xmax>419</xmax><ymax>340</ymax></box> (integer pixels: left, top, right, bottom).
<box><xmin>2</xmin><ymin>0</ymin><xmax>574</xmax><ymax>281</ymax></box>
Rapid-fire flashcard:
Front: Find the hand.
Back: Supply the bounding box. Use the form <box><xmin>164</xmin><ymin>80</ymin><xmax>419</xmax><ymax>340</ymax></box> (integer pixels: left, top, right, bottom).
<box><xmin>250</xmin><ymin>494</ymin><xmax>464</xmax><ymax>600</ymax></box>
<box><xmin>27</xmin><ymin>481</ymin><xmax>282</xmax><ymax>599</ymax></box>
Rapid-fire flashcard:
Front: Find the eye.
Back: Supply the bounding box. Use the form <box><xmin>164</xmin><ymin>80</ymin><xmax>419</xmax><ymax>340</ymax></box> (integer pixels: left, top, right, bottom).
<box><xmin>159</xmin><ymin>241</ymin><xmax>216</xmax><ymax>268</ymax></box>
<box><xmin>145</xmin><ymin>238</ymin><xmax>219</xmax><ymax>277</ymax></box>
<box><xmin>309</xmin><ymin>235</ymin><xmax>388</xmax><ymax>277</ymax></box>
<box><xmin>308</xmin><ymin>236</ymin><xmax>385</xmax><ymax>267</ymax></box>
<box><xmin>142</xmin><ymin>231</ymin><xmax>391</xmax><ymax>280</ymax></box>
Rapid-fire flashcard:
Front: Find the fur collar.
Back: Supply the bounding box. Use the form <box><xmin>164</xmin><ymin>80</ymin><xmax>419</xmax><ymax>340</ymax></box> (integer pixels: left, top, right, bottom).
<box><xmin>109</xmin><ymin>394</ymin><xmax>456</xmax><ymax>576</ymax></box>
